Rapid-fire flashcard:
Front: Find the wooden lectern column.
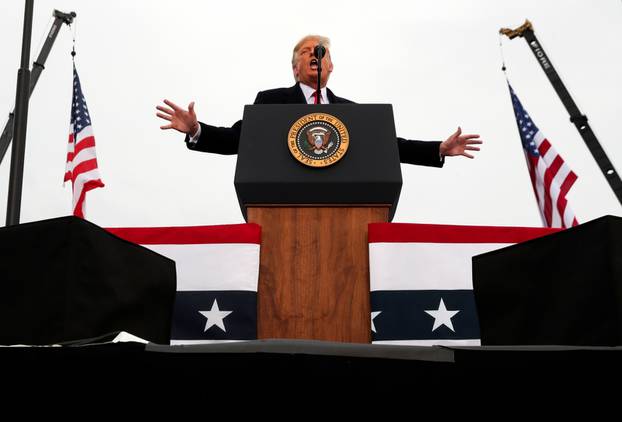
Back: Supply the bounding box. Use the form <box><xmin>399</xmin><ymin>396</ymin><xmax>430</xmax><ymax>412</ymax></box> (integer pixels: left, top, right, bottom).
<box><xmin>247</xmin><ymin>206</ymin><xmax>389</xmax><ymax>343</ymax></box>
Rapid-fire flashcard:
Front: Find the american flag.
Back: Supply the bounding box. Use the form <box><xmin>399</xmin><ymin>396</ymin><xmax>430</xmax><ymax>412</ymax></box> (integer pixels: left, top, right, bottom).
<box><xmin>64</xmin><ymin>65</ymin><xmax>104</xmax><ymax>218</ymax></box>
<box><xmin>508</xmin><ymin>84</ymin><xmax>578</xmax><ymax>228</ymax></box>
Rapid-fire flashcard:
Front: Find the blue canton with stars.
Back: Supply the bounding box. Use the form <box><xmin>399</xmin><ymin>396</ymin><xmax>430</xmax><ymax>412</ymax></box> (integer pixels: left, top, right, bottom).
<box><xmin>71</xmin><ymin>66</ymin><xmax>92</xmax><ymax>136</ymax></box>
<box><xmin>508</xmin><ymin>84</ymin><xmax>540</xmax><ymax>157</ymax></box>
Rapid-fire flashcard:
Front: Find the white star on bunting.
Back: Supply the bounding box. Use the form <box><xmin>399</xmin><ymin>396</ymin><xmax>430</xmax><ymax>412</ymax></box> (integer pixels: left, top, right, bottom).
<box><xmin>371</xmin><ymin>311</ymin><xmax>382</xmax><ymax>333</ymax></box>
<box><xmin>424</xmin><ymin>298</ymin><xmax>460</xmax><ymax>332</ymax></box>
<box><xmin>199</xmin><ymin>299</ymin><xmax>233</xmax><ymax>332</ymax></box>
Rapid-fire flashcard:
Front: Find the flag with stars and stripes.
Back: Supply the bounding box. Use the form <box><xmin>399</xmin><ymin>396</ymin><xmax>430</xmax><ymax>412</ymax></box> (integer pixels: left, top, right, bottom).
<box><xmin>368</xmin><ymin>222</ymin><xmax>559</xmax><ymax>346</ymax></box>
<box><xmin>509</xmin><ymin>84</ymin><xmax>579</xmax><ymax>228</ymax></box>
<box><xmin>64</xmin><ymin>65</ymin><xmax>104</xmax><ymax>218</ymax></box>
<box><xmin>107</xmin><ymin>223</ymin><xmax>261</xmax><ymax>344</ymax></box>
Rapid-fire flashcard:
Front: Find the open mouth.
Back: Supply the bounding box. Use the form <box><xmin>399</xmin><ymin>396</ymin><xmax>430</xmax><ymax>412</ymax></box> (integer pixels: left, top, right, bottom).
<box><xmin>310</xmin><ymin>58</ymin><xmax>318</xmax><ymax>70</ymax></box>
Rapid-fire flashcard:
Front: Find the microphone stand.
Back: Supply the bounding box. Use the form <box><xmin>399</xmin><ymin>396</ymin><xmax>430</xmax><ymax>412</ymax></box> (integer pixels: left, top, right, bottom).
<box><xmin>315</xmin><ymin>46</ymin><xmax>323</xmax><ymax>105</ymax></box>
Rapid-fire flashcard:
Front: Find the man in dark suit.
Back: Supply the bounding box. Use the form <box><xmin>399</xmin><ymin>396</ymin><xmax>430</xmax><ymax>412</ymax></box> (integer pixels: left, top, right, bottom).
<box><xmin>156</xmin><ymin>35</ymin><xmax>482</xmax><ymax>166</ymax></box>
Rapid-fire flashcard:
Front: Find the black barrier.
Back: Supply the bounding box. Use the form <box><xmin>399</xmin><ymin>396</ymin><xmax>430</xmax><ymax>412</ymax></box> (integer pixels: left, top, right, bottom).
<box><xmin>0</xmin><ymin>216</ymin><xmax>176</xmax><ymax>345</ymax></box>
<box><xmin>473</xmin><ymin>215</ymin><xmax>622</xmax><ymax>346</ymax></box>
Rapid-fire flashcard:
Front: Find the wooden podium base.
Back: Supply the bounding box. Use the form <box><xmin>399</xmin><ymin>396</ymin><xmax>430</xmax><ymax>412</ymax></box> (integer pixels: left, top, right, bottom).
<box><xmin>247</xmin><ymin>206</ymin><xmax>389</xmax><ymax>343</ymax></box>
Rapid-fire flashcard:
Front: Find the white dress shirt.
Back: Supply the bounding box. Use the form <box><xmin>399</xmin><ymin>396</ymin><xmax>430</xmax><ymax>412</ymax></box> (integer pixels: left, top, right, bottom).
<box><xmin>298</xmin><ymin>83</ymin><xmax>329</xmax><ymax>105</ymax></box>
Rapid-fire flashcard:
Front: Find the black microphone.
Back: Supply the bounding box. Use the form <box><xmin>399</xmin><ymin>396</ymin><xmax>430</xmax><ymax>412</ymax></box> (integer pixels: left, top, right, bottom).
<box><xmin>313</xmin><ymin>44</ymin><xmax>326</xmax><ymax>59</ymax></box>
<box><xmin>313</xmin><ymin>44</ymin><xmax>325</xmax><ymax>104</ymax></box>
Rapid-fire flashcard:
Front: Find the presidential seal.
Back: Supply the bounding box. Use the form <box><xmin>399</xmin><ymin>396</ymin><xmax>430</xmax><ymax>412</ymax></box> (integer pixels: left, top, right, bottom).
<box><xmin>287</xmin><ymin>113</ymin><xmax>349</xmax><ymax>167</ymax></box>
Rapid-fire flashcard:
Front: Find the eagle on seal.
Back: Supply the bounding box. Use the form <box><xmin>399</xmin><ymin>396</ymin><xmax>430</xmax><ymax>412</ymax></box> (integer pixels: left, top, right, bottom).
<box><xmin>305</xmin><ymin>126</ymin><xmax>334</xmax><ymax>155</ymax></box>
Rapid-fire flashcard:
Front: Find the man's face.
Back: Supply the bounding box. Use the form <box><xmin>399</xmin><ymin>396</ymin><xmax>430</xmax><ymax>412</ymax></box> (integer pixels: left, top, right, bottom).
<box><xmin>293</xmin><ymin>39</ymin><xmax>333</xmax><ymax>88</ymax></box>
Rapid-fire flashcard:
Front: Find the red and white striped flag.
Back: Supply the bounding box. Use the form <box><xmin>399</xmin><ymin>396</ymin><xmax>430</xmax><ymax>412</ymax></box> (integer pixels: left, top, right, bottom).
<box><xmin>509</xmin><ymin>84</ymin><xmax>578</xmax><ymax>228</ymax></box>
<box><xmin>64</xmin><ymin>65</ymin><xmax>104</xmax><ymax>218</ymax></box>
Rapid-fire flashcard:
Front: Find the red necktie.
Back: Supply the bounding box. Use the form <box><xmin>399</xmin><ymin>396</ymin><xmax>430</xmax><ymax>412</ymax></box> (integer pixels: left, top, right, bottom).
<box><xmin>313</xmin><ymin>91</ymin><xmax>320</xmax><ymax>104</ymax></box>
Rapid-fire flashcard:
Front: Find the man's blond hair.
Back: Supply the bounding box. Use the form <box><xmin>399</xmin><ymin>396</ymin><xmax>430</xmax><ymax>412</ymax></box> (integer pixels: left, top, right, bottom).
<box><xmin>291</xmin><ymin>35</ymin><xmax>331</xmax><ymax>68</ymax></box>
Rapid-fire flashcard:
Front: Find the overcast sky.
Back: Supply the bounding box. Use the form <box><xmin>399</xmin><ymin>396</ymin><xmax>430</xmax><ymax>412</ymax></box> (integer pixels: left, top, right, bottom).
<box><xmin>1</xmin><ymin>0</ymin><xmax>620</xmax><ymax>229</ymax></box>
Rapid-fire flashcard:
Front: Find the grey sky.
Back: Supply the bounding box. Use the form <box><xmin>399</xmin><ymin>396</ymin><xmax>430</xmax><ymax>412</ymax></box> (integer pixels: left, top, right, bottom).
<box><xmin>1</xmin><ymin>0</ymin><xmax>620</xmax><ymax>228</ymax></box>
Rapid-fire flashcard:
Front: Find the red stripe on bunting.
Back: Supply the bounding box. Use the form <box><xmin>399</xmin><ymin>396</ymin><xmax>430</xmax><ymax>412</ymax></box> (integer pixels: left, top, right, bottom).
<box><xmin>107</xmin><ymin>223</ymin><xmax>262</xmax><ymax>245</ymax></box>
<box><xmin>368</xmin><ymin>222</ymin><xmax>559</xmax><ymax>244</ymax></box>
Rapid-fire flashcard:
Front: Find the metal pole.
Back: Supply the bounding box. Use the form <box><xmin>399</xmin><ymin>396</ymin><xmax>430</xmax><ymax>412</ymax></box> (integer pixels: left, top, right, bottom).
<box><xmin>0</xmin><ymin>10</ymin><xmax>75</xmax><ymax>167</ymax></box>
<box><xmin>6</xmin><ymin>0</ymin><xmax>35</xmax><ymax>226</ymax></box>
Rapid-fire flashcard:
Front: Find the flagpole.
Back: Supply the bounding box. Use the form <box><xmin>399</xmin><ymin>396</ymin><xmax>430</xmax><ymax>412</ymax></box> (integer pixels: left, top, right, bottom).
<box><xmin>6</xmin><ymin>0</ymin><xmax>34</xmax><ymax>226</ymax></box>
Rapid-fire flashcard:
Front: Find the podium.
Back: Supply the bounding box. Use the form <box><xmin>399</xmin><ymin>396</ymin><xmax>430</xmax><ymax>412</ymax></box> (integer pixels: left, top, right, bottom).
<box><xmin>235</xmin><ymin>105</ymin><xmax>402</xmax><ymax>342</ymax></box>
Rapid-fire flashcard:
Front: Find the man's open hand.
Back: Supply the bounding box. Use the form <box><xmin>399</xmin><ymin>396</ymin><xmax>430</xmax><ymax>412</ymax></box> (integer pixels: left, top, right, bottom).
<box><xmin>439</xmin><ymin>127</ymin><xmax>483</xmax><ymax>159</ymax></box>
<box><xmin>156</xmin><ymin>99</ymin><xmax>199</xmax><ymax>136</ymax></box>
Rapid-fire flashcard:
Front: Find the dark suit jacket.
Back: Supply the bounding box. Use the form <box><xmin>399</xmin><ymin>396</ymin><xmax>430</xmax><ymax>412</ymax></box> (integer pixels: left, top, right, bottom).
<box><xmin>186</xmin><ymin>83</ymin><xmax>444</xmax><ymax>167</ymax></box>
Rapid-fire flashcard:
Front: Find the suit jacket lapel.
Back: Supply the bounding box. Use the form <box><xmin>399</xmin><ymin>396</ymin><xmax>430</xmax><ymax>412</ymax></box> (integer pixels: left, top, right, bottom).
<box><xmin>290</xmin><ymin>83</ymin><xmax>307</xmax><ymax>104</ymax></box>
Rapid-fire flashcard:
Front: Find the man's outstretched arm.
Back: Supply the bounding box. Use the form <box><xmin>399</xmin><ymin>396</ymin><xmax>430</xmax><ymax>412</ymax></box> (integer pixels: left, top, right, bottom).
<box><xmin>156</xmin><ymin>99</ymin><xmax>241</xmax><ymax>155</ymax></box>
<box><xmin>397</xmin><ymin>127</ymin><xmax>482</xmax><ymax>167</ymax></box>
